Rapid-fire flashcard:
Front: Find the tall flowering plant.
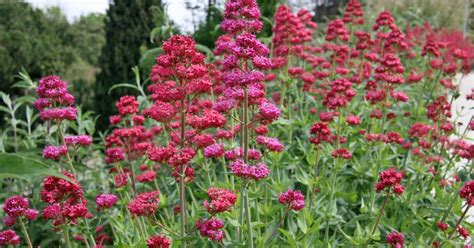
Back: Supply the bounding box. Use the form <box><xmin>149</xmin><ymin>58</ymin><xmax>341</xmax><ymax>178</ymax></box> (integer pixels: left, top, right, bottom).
<box><xmin>145</xmin><ymin>35</ymin><xmax>226</xmax><ymax>246</ymax></box>
<box><xmin>33</xmin><ymin>76</ymin><xmax>95</xmax><ymax>247</ymax></box>
<box><xmin>215</xmin><ymin>0</ymin><xmax>283</xmax><ymax>246</ymax></box>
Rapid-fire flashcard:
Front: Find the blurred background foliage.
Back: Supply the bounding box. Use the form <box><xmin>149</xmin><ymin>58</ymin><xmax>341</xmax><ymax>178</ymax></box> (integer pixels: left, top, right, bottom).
<box><xmin>0</xmin><ymin>2</ymin><xmax>105</xmax><ymax>106</ymax></box>
<box><xmin>366</xmin><ymin>0</ymin><xmax>466</xmax><ymax>29</ymax></box>
<box><xmin>0</xmin><ymin>0</ymin><xmax>472</xmax><ymax>131</ymax></box>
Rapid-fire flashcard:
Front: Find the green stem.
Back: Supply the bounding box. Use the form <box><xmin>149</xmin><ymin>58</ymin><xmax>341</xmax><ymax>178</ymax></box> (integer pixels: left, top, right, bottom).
<box><xmin>203</xmin><ymin>157</ymin><xmax>212</xmax><ymax>187</ymax></box>
<box><xmin>179</xmin><ymin>99</ymin><xmax>187</xmax><ymax>248</ymax></box>
<box><xmin>19</xmin><ymin>218</ymin><xmax>33</xmax><ymax>248</ymax></box>
<box><xmin>238</xmin><ymin>181</ymin><xmax>245</xmax><ymax>242</ymax></box>
<box><xmin>366</xmin><ymin>192</ymin><xmax>390</xmax><ymax>246</ymax></box>
<box><xmin>264</xmin><ymin>208</ymin><xmax>289</xmax><ymax>247</ymax></box>
<box><xmin>63</xmin><ymin>227</ymin><xmax>72</xmax><ymax>248</ymax></box>
<box><xmin>325</xmin><ymin>164</ymin><xmax>338</xmax><ymax>243</ymax></box>
<box><xmin>244</xmin><ymin>188</ymin><xmax>254</xmax><ymax>248</ymax></box>
<box><xmin>447</xmin><ymin>206</ymin><xmax>470</xmax><ymax>240</ymax></box>
<box><xmin>83</xmin><ymin>218</ymin><xmax>96</xmax><ymax>247</ymax></box>
<box><xmin>242</xmin><ymin>88</ymin><xmax>254</xmax><ymax>247</ymax></box>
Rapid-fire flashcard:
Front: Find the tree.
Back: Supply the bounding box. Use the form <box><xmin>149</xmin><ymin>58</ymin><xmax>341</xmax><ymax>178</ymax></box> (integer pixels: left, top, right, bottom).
<box><xmin>0</xmin><ymin>2</ymin><xmax>75</xmax><ymax>93</ymax></box>
<box><xmin>193</xmin><ymin>0</ymin><xmax>222</xmax><ymax>49</ymax></box>
<box><xmin>0</xmin><ymin>1</ymin><xmax>105</xmax><ymax>109</ymax></box>
<box><xmin>94</xmin><ymin>0</ymin><xmax>163</xmax><ymax>130</ymax></box>
<box><xmin>193</xmin><ymin>0</ymin><xmax>280</xmax><ymax>49</ymax></box>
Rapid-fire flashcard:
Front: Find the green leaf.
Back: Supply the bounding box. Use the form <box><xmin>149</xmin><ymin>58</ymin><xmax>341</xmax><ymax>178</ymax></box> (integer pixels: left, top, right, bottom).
<box><xmin>0</xmin><ymin>153</ymin><xmax>73</xmax><ymax>182</ymax></box>
<box><xmin>261</xmin><ymin>16</ymin><xmax>273</xmax><ymax>27</ymax></box>
<box><xmin>278</xmin><ymin>228</ymin><xmax>298</xmax><ymax>248</ymax></box>
<box><xmin>338</xmin><ymin>226</ymin><xmax>357</xmax><ymax>244</ymax></box>
<box><xmin>0</xmin><ymin>106</ymin><xmax>10</xmax><ymax>114</ymax></box>
<box><xmin>108</xmin><ymin>83</ymin><xmax>140</xmax><ymax>95</ymax></box>
<box><xmin>150</xmin><ymin>27</ymin><xmax>162</xmax><ymax>43</ymax></box>
<box><xmin>195</xmin><ymin>44</ymin><xmax>213</xmax><ymax>58</ymax></box>
<box><xmin>297</xmin><ymin>214</ymin><xmax>308</xmax><ymax>234</ymax></box>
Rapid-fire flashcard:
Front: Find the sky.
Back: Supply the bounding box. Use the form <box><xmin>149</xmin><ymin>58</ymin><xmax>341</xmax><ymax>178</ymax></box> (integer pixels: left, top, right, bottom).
<box><xmin>25</xmin><ymin>0</ymin><xmax>200</xmax><ymax>33</ymax></box>
<box><xmin>24</xmin><ymin>0</ymin><xmax>315</xmax><ymax>33</ymax></box>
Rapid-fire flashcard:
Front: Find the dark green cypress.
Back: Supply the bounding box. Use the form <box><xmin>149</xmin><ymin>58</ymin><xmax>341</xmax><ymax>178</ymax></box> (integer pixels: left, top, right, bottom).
<box><xmin>95</xmin><ymin>0</ymin><xmax>163</xmax><ymax>130</ymax></box>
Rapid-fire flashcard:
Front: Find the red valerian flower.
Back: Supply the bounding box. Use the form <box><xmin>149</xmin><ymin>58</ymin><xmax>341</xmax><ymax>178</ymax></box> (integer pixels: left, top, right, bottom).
<box><xmin>457</xmin><ymin>226</ymin><xmax>470</xmax><ymax>239</ymax></box>
<box><xmin>137</xmin><ymin>170</ymin><xmax>157</xmax><ymax>183</ymax></box>
<box><xmin>114</xmin><ymin>173</ymin><xmax>129</xmax><ymax>188</ymax></box>
<box><xmin>24</xmin><ymin>209</ymin><xmax>38</xmax><ymax>221</ymax></box>
<box><xmin>196</xmin><ymin>218</ymin><xmax>224</xmax><ymax>242</ymax></box>
<box><xmin>96</xmin><ymin>194</ymin><xmax>119</xmax><ymax>210</ymax></box>
<box><xmin>204</xmin><ymin>143</ymin><xmax>225</xmax><ymax>158</ymax></box>
<box><xmin>146</xmin><ymin>234</ymin><xmax>171</xmax><ymax>248</ymax></box>
<box><xmin>256</xmin><ymin>136</ymin><xmax>284</xmax><ymax>152</ymax></box>
<box><xmin>230</xmin><ymin>159</ymin><xmax>269</xmax><ymax>181</ymax></box>
<box><xmin>325</xmin><ymin>19</ymin><xmax>350</xmax><ymax>42</ymax></box>
<box><xmin>375</xmin><ymin>168</ymin><xmax>404</xmax><ymax>195</ymax></box>
<box><xmin>437</xmin><ymin>221</ymin><xmax>448</xmax><ymax>231</ymax></box>
<box><xmin>64</xmin><ymin>135</ymin><xmax>92</xmax><ymax>147</ymax></box>
<box><xmin>322</xmin><ymin>79</ymin><xmax>356</xmax><ymax>110</ymax></box>
<box><xmin>3</xmin><ymin>195</ymin><xmax>29</xmax><ymax>217</ymax></box>
<box><xmin>386</xmin><ymin>231</ymin><xmax>404</xmax><ymax>248</ymax></box>
<box><xmin>258</xmin><ymin>101</ymin><xmax>280</xmax><ymax>121</ymax></box>
<box><xmin>204</xmin><ymin>188</ymin><xmax>237</xmax><ymax>214</ymax></box>
<box><xmin>42</xmin><ymin>203</ymin><xmax>61</xmax><ymax>220</ymax></box>
<box><xmin>40</xmin><ymin>107</ymin><xmax>77</xmax><ymax>121</ymax></box>
<box><xmin>42</xmin><ymin>145</ymin><xmax>68</xmax><ymax>161</ymax></box>
<box><xmin>105</xmin><ymin>147</ymin><xmax>125</xmax><ymax>164</ymax></box>
<box><xmin>346</xmin><ymin>114</ymin><xmax>361</xmax><ymax>126</ymax></box>
<box><xmin>459</xmin><ymin>180</ymin><xmax>474</xmax><ymax>206</ymax></box>
<box><xmin>279</xmin><ymin>189</ymin><xmax>305</xmax><ymax>211</ymax></box>
<box><xmin>128</xmin><ymin>191</ymin><xmax>160</xmax><ymax>217</ymax></box>
<box><xmin>116</xmin><ymin>95</ymin><xmax>139</xmax><ymax>116</ymax></box>
<box><xmin>309</xmin><ymin>122</ymin><xmax>332</xmax><ymax>145</ymax></box>
<box><xmin>331</xmin><ymin>148</ymin><xmax>352</xmax><ymax>159</ymax></box>
<box><xmin>0</xmin><ymin>230</ymin><xmax>20</xmax><ymax>246</ymax></box>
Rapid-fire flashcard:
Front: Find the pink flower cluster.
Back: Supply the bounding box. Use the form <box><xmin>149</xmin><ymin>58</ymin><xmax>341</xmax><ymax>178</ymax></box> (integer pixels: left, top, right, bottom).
<box><xmin>203</xmin><ymin>188</ymin><xmax>237</xmax><ymax>214</ymax></box>
<box><xmin>2</xmin><ymin>196</ymin><xmax>38</xmax><ymax>227</ymax></box>
<box><xmin>64</xmin><ymin>135</ymin><xmax>92</xmax><ymax>147</ymax></box>
<box><xmin>221</xmin><ymin>0</ymin><xmax>262</xmax><ymax>35</ymax></box>
<box><xmin>35</xmin><ymin>76</ymin><xmax>76</xmax><ymax>121</ymax></box>
<box><xmin>230</xmin><ymin>159</ymin><xmax>269</xmax><ymax>181</ymax></box>
<box><xmin>323</xmin><ymin>78</ymin><xmax>356</xmax><ymax>110</ymax></box>
<box><xmin>204</xmin><ymin>143</ymin><xmax>225</xmax><ymax>158</ymax></box>
<box><xmin>386</xmin><ymin>231</ymin><xmax>404</xmax><ymax>248</ymax></box>
<box><xmin>116</xmin><ymin>95</ymin><xmax>139</xmax><ymax>116</ymax></box>
<box><xmin>258</xmin><ymin>101</ymin><xmax>280</xmax><ymax>121</ymax></box>
<box><xmin>331</xmin><ymin>148</ymin><xmax>352</xmax><ymax>160</ymax></box>
<box><xmin>279</xmin><ymin>189</ymin><xmax>305</xmax><ymax>211</ymax></box>
<box><xmin>224</xmin><ymin>148</ymin><xmax>261</xmax><ymax>161</ymax></box>
<box><xmin>459</xmin><ymin>180</ymin><xmax>474</xmax><ymax>206</ymax></box>
<box><xmin>96</xmin><ymin>194</ymin><xmax>118</xmax><ymax>210</ymax></box>
<box><xmin>128</xmin><ymin>191</ymin><xmax>160</xmax><ymax>217</ymax></box>
<box><xmin>309</xmin><ymin>122</ymin><xmax>332</xmax><ymax>145</ymax></box>
<box><xmin>146</xmin><ymin>234</ymin><xmax>171</xmax><ymax>248</ymax></box>
<box><xmin>40</xmin><ymin>172</ymin><xmax>89</xmax><ymax>226</ymax></box>
<box><xmin>342</xmin><ymin>0</ymin><xmax>364</xmax><ymax>24</ymax></box>
<box><xmin>137</xmin><ymin>170</ymin><xmax>157</xmax><ymax>183</ymax></box>
<box><xmin>196</xmin><ymin>218</ymin><xmax>224</xmax><ymax>242</ymax></box>
<box><xmin>457</xmin><ymin>226</ymin><xmax>470</xmax><ymax>239</ymax></box>
<box><xmin>375</xmin><ymin>168</ymin><xmax>405</xmax><ymax>195</ymax></box>
<box><xmin>0</xmin><ymin>230</ymin><xmax>20</xmax><ymax>246</ymax></box>
<box><xmin>256</xmin><ymin>135</ymin><xmax>284</xmax><ymax>152</ymax></box>
<box><xmin>42</xmin><ymin>145</ymin><xmax>68</xmax><ymax>161</ymax></box>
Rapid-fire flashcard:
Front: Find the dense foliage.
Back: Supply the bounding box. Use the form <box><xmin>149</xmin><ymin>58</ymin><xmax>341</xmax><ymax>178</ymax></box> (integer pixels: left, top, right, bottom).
<box><xmin>0</xmin><ymin>2</ymin><xmax>105</xmax><ymax>97</ymax></box>
<box><xmin>0</xmin><ymin>0</ymin><xmax>473</xmax><ymax>247</ymax></box>
<box><xmin>94</xmin><ymin>0</ymin><xmax>164</xmax><ymax>130</ymax></box>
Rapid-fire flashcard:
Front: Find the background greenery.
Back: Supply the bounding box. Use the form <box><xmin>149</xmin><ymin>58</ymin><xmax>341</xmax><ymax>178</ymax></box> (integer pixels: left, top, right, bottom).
<box><xmin>0</xmin><ymin>0</ymin><xmax>472</xmax><ymax>130</ymax></box>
